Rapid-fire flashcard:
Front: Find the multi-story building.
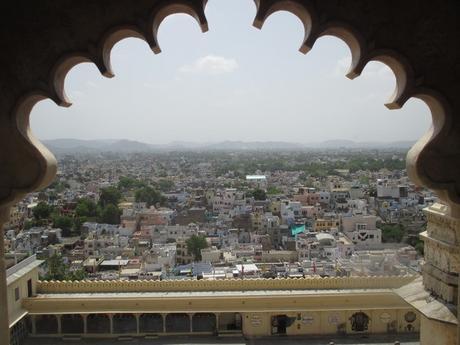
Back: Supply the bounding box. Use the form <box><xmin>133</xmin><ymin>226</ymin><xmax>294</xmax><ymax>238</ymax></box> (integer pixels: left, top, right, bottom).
<box><xmin>342</xmin><ymin>214</ymin><xmax>382</xmax><ymax>247</ymax></box>
<box><xmin>175</xmin><ymin>238</ymin><xmax>193</xmax><ymax>265</ymax></box>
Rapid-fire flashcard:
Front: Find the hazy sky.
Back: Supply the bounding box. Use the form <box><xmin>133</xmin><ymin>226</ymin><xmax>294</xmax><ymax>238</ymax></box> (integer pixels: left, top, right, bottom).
<box><xmin>31</xmin><ymin>0</ymin><xmax>432</xmax><ymax>144</ymax></box>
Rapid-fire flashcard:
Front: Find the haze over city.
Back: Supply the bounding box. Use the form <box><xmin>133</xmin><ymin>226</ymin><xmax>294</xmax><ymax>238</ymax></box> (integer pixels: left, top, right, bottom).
<box><xmin>30</xmin><ymin>0</ymin><xmax>432</xmax><ymax>145</ymax></box>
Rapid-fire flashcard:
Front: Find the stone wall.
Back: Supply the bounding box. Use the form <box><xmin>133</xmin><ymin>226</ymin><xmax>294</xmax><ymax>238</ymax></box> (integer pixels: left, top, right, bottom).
<box><xmin>37</xmin><ymin>275</ymin><xmax>416</xmax><ymax>294</ymax></box>
<box><xmin>421</xmin><ymin>203</ymin><xmax>460</xmax><ymax>304</ymax></box>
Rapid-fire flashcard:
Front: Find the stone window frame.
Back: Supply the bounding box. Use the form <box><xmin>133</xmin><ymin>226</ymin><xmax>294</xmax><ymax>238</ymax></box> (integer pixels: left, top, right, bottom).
<box><xmin>0</xmin><ymin>0</ymin><xmax>458</xmax><ymax>216</ymax></box>
<box><xmin>0</xmin><ymin>1</ymin><xmax>459</xmax><ymax>344</ymax></box>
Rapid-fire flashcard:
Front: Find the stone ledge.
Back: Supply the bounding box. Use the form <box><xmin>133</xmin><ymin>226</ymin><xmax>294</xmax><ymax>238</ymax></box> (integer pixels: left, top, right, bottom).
<box><xmin>36</xmin><ymin>275</ymin><xmax>417</xmax><ymax>294</ymax></box>
<box><xmin>394</xmin><ymin>276</ymin><xmax>457</xmax><ymax>325</ymax></box>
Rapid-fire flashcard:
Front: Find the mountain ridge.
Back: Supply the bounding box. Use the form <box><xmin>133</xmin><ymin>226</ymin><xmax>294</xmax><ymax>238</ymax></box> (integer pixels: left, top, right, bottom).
<box><xmin>42</xmin><ymin>138</ymin><xmax>416</xmax><ymax>154</ymax></box>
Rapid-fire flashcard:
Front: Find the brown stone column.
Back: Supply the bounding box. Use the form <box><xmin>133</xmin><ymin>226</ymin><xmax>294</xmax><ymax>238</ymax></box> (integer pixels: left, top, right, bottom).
<box><xmin>419</xmin><ymin>203</ymin><xmax>460</xmax><ymax>344</ymax></box>
<box><xmin>0</xmin><ymin>206</ymin><xmax>10</xmax><ymax>344</ymax></box>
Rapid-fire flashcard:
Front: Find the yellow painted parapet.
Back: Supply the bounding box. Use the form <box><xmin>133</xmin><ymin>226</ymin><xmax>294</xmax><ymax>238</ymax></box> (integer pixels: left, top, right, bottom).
<box><xmin>37</xmin><ymin>275</ymin><xmax>417</xmax><ymax>294</ymax></box>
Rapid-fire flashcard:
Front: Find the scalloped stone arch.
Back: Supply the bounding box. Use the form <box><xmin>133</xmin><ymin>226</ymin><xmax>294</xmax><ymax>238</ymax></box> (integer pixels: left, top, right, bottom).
<box><xmin>1</xmin><ymin>1</ymin><xmax>459</xmax><ymax>344</ymax></box>
<box><xmin>1</xmin><ymin>0</ymin><xmax>456</xmax><ymax>213</ymax></box>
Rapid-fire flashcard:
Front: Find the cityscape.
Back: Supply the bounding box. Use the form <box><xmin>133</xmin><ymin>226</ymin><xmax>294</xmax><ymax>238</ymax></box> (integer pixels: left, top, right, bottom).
<box><xmin>2</xmin><ymin>1</ymin><xmax>458</xmax><ymax>344</ymax></box>
<box><xmin>4</xmin><ymin>145</ymin><xmax>431</xmax><ymax>282</ymax></box>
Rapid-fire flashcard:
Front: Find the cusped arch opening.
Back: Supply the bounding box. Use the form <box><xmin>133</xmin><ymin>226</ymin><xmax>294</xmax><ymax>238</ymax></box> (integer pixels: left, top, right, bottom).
<box><xmin>9</xmin><ymin>0</ymin><xmax>447</xmax><ymax>210</ymax></box>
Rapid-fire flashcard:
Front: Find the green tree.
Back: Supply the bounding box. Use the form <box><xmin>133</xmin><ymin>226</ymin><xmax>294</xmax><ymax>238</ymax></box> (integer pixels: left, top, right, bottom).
<box><xmin>117</xmin><ymin>176</ymin><xmax>146</xmax><ymax>190</ymax></box>
<box><xmin>135</xmin><ymin>186</ymin><xmax>165</xmax><ymax>207</ymax></box>
<box><xmin>68</xmin><ymin>269</ymin><xmax>88</xmax><ymax>281</ymax></box>
<box><xmin>24</xmin><ymin>220</ymin><xmax>34</xmax><ymax>230</ymax></box>
<box><xmin>43</xmin><ymin>254</ymin><xmax>67</xmax><ymax>280</ymax></box>
<box><xmin>251</xmin><ymin>189</ymin><xmax>267</xmax><ymax>201</ymax></box>
<box><xmin>73</xmin><ymin>216</ymin><xmax>87</xmax><ymax>236</ymax></box>
<box><xmin>53</xmin><ymin>215</ymin><xmax>74</xmax><ymax>237</ymax></box>
<box><xmin>267</xmin><ymin>186</ymin><xmax>282</xmax><ymax>195</ymax></box>
<box><xmin>381</xmin><ymin>224</ymin><xmax>405</xmax><ymax>243</ymax></box>
<box><xmin>157</xmin><ymin>178</ymin><xmax>175</xmax><ymax>192</ymax></box>
<box><xmin>33</xmin><ymin>202</ymin><xmax>53</xmax><ymax>220</ymax></box>
<box><xmin>75</xmin><ymin>198</ymin><xmax>98</xmax><ymax>218</ymax></box>
<box><xmin>48</xmin><ymin>180</ymin><xmax>67</xmax><ymax>193</ymax></box>
<box><xmin>186</xmin><ymin>235</ymin><xmax>208</xmax><ymax>261</ymax></box>
<box><xmin>99</xmin><ymin>186</ymin><xmax>121</xmax><ymax>208</ymax></box>
<box><xmin>43</xmin><ymin>254</ymin><xmax>87</xmax><ymax>281</ymax></box>
<box><xmin>100</xmin><ymin>204</ymin><xmax>120</xmax><ymax>225</ymax></box>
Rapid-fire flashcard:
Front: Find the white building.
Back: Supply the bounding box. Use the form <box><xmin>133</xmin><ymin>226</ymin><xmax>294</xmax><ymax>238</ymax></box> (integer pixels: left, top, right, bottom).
<box><xmin>341</xmin><ymin>214</ymin><xmax>382</xmax><ymax>247</ymax></box>
<box><xmin>201</xmin><ymin>246</ymin><xmax>221</xmax><ymax>264</ymax></box>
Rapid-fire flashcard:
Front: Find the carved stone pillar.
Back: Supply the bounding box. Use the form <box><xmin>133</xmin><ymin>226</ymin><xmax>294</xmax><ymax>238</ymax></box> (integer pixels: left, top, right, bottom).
<box><xmin>421</xmin><ymin>203</ymin><xmax>460</xmax><ymax>304</ymax></box>
<box><xmin>419</xmin><ymin>203</ymin><xmax>460</xmax><ymax>345</ymax></box>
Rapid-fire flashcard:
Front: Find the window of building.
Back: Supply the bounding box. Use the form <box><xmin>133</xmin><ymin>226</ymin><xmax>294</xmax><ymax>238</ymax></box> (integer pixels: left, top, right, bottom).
<box><xmin>350</xmin><ymin>312</ymin><xmax>369</xmax><ymax>332</ymax></box>
<box><xmin>27</xmin><ymin>279</ymin><xmax>33</xmax><ymax>297</ymax></box>
<box><xmin>14</xmin><ymin>287</ymin><xmax>20</xmax><ymax>301</ymax></box>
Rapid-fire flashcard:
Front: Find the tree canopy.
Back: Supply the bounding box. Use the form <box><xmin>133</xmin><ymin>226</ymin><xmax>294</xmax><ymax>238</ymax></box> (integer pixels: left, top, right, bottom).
<box><xmin>99</xmin><ymin>204</ymin><xmax>120</xmax><ymax>225</ymax></box>
<box><xmin>75</xmin><ymin>198</ymin><xmax>98</xmax><ymax>218</ymax></box>
<box><xmin>186</xmin><ymin>235</ymin><xmax>208</xmax><ymax>261</ymax></box>
<box><xmin>250</xmin><ymin>189</ymin><xmax>267</xmax><ymax>201</ymax></box>
<box><xmin>117</xmin><ymin>176</ymin><xmax>146</xmax><ymax>190</ymax></box>
<box><xmin>52</xmin><ymin>215</ymin><xmax>74</xmax><ymax>237</ymax></box>
<box><xmin>156</xmin><ymin>178</ymin><xmax>175</xmax><ymax>192</ymax></box>
<box><xmin>135</xmin><ymin>186</ymin><xmax>165</xmax><ymax>207</ymax></box>
<box><xmin>33</xmin><ymin>202</ymin><xmax>53</xmax><ymax>220</ymax></box>
<box><xmin>381</xmin><ymin>223</ymin><xmax>405</xmax><ymax>243</ymax></box>
<box><xmin>42</xmin><ymin>254</ymin><xmax>87</xmax><ymax>281</ymax></box>
<box><xmin>99</xmin><ymin>186</ymin><xmax>121</xmax><ymax>208</ymax></box>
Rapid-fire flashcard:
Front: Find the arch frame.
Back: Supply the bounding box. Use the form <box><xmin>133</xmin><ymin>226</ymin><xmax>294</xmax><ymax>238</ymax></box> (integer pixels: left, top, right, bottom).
<box><xmin>1</xmin><ymin>1</ymin><xmax>460</xmax><ymax>344</ymax></box>
<box><xmin>0</xmin><ymin>0</ymin><xmax>457</xmax><ymax>213</ymax></box>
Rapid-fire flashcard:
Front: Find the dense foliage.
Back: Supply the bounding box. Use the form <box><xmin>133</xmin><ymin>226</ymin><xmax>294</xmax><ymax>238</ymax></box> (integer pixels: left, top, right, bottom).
<box><xmin>381</xmin><ymin>223</ymin><xmax>405</xmax><ymax>243</ymax></box>
<box><xmin>135</xmin><ymin>186</ymin><xmax>166</xmax><ymax>207</ymax></box>
<box><xmin>186</xmin><ymin>235</ymin><xmax>209</xmax><ymax>261</ymax></box>
<box><xmin>98</xmin><ymin>187</ymin><xmax>121</xmax><ymax>208</ymax></box>
<box><xmin>42</xmin><ymin>254</ymin><xmax>87</xmax><ymax>281</ymax></box>
<box><xmin>99</xmin><ymin>204</ymin><xmax>121</xmax><ymax>225</ymax></box>
<box><xmin>249</xmin><ymin>189</ymin><xmax>267</xmax><ymax>201</ymax></box>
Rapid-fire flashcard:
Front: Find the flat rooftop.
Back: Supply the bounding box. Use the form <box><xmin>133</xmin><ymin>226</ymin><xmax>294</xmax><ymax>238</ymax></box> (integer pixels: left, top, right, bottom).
<box><xmin>7</xmin><ymin>255</ymin><xmax>43</xmax><ymax>286</ymax></box>
<box><xmin>34</xmin><ymin>288</ymin><xmax>397</xmax><ymax>299</ymax></box>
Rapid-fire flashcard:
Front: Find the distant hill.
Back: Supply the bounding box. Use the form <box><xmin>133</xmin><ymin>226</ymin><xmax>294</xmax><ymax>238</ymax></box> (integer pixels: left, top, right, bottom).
<box><xmin>308</xmin><ymin>139</ymin><xmax>415</xmax><ymax>149</ymax></box>
<box><xmin>42</xmin><ymin>138</ymin><xmax>416</xmax><ymax>154</ymax></box>
<box><xmin>43</xmin><ymin>139</ymin><xmax>155</xmax><ymax>154</ymax></box>
<box><xmin>202</xmin><ymin>141</ymin><xmax>305</xmax><ymax>150</ymax></box>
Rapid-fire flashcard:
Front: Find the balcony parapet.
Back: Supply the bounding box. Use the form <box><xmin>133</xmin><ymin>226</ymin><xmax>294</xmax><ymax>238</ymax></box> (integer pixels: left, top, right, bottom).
<box><xmin>37</xmin><ymin>275</ymin><xmax>417</xmax><ymax>294</ymax></box>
